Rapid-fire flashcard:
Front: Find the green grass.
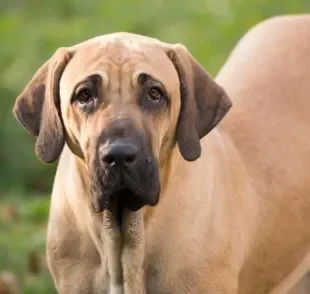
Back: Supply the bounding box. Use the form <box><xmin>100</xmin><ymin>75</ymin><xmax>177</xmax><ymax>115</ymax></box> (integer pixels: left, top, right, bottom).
<box><xmin>0</xmin><ymin>192</ymin><xmax>56</xmax><ymax>293</ymax></box>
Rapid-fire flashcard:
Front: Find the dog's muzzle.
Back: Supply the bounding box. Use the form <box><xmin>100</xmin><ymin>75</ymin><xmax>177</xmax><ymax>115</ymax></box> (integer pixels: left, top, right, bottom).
<box><xmin>90</xmin><ymin>136</ymin><xmax>160</xmax><ymax>214</ymax></box>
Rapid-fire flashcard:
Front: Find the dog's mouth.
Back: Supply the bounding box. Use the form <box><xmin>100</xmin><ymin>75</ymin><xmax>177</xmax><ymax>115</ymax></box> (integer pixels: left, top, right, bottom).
<box><xmin>90</xmin><ymin>155</ymin><xmax>160</xmax><ymax>214</ymax></box>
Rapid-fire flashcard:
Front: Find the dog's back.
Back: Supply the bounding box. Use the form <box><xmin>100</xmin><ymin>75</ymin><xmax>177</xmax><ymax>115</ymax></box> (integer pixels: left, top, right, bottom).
<box><xmin>217</xmin><ymin>15</ymin><xmax>310</xmax><ymax>293</ymax></box>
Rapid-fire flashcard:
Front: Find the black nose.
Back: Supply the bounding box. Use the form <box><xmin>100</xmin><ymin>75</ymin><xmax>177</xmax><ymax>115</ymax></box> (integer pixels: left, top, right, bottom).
<box><xmin>99</xmin><ymin>140</ymin><xmax>139</xmax><ymax>167</ymax></box>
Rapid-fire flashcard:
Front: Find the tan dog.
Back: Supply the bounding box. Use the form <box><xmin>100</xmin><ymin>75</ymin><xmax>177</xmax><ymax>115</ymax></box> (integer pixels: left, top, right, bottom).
<box><xmin>12</xmin><ymin>14</ymin><xmax>310</xmax><ymax>294</ymax></box>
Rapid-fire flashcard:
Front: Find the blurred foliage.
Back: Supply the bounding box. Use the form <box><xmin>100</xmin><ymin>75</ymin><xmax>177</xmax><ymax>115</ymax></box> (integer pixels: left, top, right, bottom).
<box><xmin>0</xmin><ymin>0</ymin><xmax>309</xmax><ymax>293</ymax></box>
<box><xmin>0</xmin><ymin>193</ymin><xmax>54</xmax><ymax>293</ymax></box>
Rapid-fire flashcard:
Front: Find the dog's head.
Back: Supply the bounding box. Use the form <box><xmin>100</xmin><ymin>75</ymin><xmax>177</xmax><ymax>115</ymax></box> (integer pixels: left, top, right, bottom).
<box><xmin>13</xmin><ymin>33</ymin><xmax>232</xmax><ymax>213</ymax></box>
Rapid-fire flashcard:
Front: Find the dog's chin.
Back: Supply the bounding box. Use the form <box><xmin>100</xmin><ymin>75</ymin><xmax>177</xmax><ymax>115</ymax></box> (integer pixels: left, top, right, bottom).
<box><xmin>104</xmin><ymin>187</ymin><xmax>151</xmax><ymax>227</ymax></box>
<box><xmin>107</xmin><ymin>188</ymin><xmax>146</xmax><ymax>213</ymax></box>
<box><xmin>91</xmin><ymin>183</ymin><xmax>160</xmax><ymax>216</ymax></box>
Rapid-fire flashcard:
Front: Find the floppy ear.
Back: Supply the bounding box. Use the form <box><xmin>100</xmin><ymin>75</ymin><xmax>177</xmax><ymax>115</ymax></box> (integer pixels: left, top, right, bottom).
<box><xmin>167</xmin><ymin>44</ymin><xmax>232</xmax><ymax>161</ymax></box>
<box><xmin>12</xmin><ymin>48</ymin><xmax>73</xmax><ymax>163</ymax></box>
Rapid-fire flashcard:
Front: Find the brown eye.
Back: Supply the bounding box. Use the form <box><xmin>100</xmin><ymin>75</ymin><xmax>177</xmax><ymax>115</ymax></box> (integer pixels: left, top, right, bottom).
<box><xmin>76</xmin><ymin>88</ymin><xmax>93</xmax><ymax>105</ymax></box>
<box><xmin>147</xmin><ymin>87</ymin><xmax>163</xmax><ymax>102</ymax></box>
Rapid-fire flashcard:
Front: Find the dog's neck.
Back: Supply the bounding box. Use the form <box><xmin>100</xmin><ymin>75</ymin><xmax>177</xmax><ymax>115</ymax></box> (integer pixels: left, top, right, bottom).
<box><xmin>62</xmin><ymin>127</ymin><xmax>238</xmax><ymax>294</ymax></box>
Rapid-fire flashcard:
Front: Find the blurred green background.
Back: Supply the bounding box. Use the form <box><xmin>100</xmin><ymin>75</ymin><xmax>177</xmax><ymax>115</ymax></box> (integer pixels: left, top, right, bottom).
<box><xmin>0</xmin><ymin>0</ymin><xmax>309</xmax><ymax>293</ymax></box>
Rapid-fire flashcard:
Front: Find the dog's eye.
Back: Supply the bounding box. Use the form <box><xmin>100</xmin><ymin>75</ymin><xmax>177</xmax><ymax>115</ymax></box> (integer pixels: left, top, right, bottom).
<box><xmin>147</xmin><ymin>87</ymin><xmax>164</xmax><ymax>103</ymax></box>
<box><xmin>76</xmin><ymin>88</ymin><xmax>94</xmax><ymax>105</ymax></box>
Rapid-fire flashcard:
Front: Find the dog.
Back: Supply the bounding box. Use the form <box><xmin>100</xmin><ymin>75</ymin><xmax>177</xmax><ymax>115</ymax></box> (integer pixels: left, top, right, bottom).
<box><xmin>12</xmin><ymin>14</ymin><xmax>310</xmax><ymax>294</ymax></box>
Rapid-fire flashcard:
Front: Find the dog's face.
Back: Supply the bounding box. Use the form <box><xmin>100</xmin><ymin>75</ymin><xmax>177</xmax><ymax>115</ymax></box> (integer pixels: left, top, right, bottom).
<box><xmin>58</xmin><ymin>36</ymin><xmax>182</xmax><ymax>212</ymax></box>
<box><xmin>13</xmin><ymin>33</ymin><xmax>232</xmax><ymax>213</ymax></box>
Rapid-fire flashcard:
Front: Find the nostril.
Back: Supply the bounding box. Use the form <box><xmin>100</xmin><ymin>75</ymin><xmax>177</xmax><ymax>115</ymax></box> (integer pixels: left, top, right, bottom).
<box><xmin>103</xmin><ymin>154</ymin><xmax>115</xmax><ymax>165</ymax></box>
<box><xmin>124</xmin><ymin>154</ymin><xmax>136</xmax><ymax>164</ymax></box>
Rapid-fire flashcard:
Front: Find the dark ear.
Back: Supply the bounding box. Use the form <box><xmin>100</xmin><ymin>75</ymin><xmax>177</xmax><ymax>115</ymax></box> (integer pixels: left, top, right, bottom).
<box><xmin>12</xmin><ymin>48</ymin><xmax>73</xmax><ymax>163</ymax></box>
<box><xmin>167</xmin><ymin>44</ymin><xmax>232</xmax><ymax>161</ymax></box>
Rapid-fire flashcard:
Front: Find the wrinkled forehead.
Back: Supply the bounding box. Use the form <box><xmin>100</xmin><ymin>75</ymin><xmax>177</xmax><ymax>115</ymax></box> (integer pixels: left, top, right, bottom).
<box><xmin>60</xmin><ymin>35</ymin><xmax>179</xmax><ymax>97</ymax></box>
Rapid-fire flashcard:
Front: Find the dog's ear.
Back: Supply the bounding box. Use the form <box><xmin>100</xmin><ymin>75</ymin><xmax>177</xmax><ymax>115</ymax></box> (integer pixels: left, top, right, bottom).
<box><xmin>13</xmin><ymin>48</ymin><xmax>73</xmax><ymax>163</ymax></box>
<box><xmin>167</xmin><ymin>44</ymin><xmax>232</xmax><ymax>161</ymax></box>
